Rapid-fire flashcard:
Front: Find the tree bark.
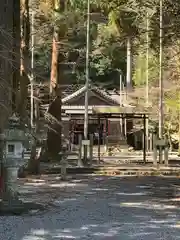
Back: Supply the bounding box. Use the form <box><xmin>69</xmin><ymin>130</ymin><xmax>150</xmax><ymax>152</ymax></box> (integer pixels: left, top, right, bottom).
<box><xmin>0</xmin><ymin>0</ymin><xmax>16</xmax><ymax>197</ymax></box>
<box><xmin>18</xmin><ymin>0</ymin><xmax>30</xmax><ymax>122</ymax></box>
<box><xmin>126</xmin><ymin>36</ymin><xmax>132</xmax><ymax>91</ymax></box>
<box><xmin>28</xmin><ymin>89</ymin><xmax>40</xmax><ymax>174</ymax></box>
<box><xmin>0</xmin><ymin>0</ymin><xmax>14</xmax><ymax>125</ymax></box>
<box><xmin>47</xmin><ymin>0</ymin><xmax>66</xmax><ymax>157</ymax></box>
<box><xmin>12</xmin><ymin>0</ymin><xmax>21</xmax><ymax>113</ymax></box>
<box><xmin>178</xmin><ymin>111</ymin><xmax>180</xmax><ymax>156</ymax></box>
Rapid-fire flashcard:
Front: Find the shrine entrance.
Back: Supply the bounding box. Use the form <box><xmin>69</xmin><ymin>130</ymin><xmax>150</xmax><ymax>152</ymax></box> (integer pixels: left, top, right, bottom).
<box><xmin>67</xmin><ymin>106</ymin><xmax>149</xmax><ymax>164</ymax></box>
<box><xmin>69</xmin><ymin>119</ymin><xmax>104</xmax><ymax>145</ymax></box>
<box><xmin>91</xmin><ymin>106</ymin><xmax>148</xmax><ymax>164</ymax></box>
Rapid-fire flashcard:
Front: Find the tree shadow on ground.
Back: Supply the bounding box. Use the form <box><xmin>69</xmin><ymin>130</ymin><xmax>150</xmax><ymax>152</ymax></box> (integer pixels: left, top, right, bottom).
<box><xmin>3</xmin><ymin>175</ymin><xmax>180</xmax><ymax>240</ymax></box>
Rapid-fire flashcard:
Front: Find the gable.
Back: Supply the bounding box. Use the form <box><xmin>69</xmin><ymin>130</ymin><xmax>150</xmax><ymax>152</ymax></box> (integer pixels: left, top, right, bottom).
<box><xmin>63</xmin><ymin>90</ymin><xmax>117</xmax><ymax>106</ymax></box>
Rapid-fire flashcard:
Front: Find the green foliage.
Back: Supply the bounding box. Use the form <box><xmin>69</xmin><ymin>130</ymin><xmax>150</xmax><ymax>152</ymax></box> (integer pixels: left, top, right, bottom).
<box><xmin>133</xmin><ymin>49</ymin><xmax>159</xmax><ymax>86</ymax></box>
<box><xmin>96</xmin><ymin>0</ymin><xmax>139</xmax><ymax>38</ymax></box>
<box><xmin>34</xmin><ymin>44</ymin><xmax>52</xmax><ymax>79</ymax></box>
<box><xmin>34</xmin><ymin>0</ymin><xmax>180</xmax><ymax>91</ymax></box>
<box><xmin>34</xmin><ymin>1</ymin><xmax>128</xmax><ymax>88</ymax></box>
<box><xmin>90</xmin><ymin>24</ymin><xmax>126</xmax><ymax>88</ymax></box>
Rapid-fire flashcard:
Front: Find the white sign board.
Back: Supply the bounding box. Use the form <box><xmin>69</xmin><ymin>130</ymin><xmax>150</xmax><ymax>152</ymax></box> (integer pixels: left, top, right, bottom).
<box><xmin>155</xmin><ymin>139</ymin><xmax>166</xmax><ymax>146</ymax></box>
<box><xmin>82</xmin><ymin>140</ymin><xmax>90</xmax><ymax>146</ymax></box>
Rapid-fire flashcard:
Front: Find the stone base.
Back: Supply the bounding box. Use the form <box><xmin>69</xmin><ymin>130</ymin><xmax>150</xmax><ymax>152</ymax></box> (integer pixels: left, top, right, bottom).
<box><xmin>0</xmin><ymin>199</ymin><xmax>45</xmax><ymax>215</ymax></box>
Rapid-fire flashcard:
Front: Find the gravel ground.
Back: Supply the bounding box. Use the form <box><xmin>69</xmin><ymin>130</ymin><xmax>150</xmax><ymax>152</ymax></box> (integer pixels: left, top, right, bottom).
<box><xmin>1</xmin><ymin>175</ymin><xmax>180</xmax><ymax>240</ymax></box>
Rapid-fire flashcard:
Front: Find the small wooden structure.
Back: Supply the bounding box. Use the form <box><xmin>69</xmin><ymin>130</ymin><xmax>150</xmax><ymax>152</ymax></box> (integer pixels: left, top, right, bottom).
<box><xmin>43</xmin><ymin>85</ymin><xmax>132</xmax><ymax>146</ymax></box>
<box><xmin>92</xmin><ymin>106</ymin><xmax>149</xmax><ymax>163</ymax></box>
<box><xmin>60</xmin><ymin>86</ymin><xmax>133</xmax><ymax>145</ymax></box>
<box><xmin>42</xmin><ymin>85</ymin><xmax>149</xmax><ymax>162</ymax></box>
<box><xmin>65</xmin><ymin>106</ymin><xmax>149</xmax><ymax>163</ymax></box>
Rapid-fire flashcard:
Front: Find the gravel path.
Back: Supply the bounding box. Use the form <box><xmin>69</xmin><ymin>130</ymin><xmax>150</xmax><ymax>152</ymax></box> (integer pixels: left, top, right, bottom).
<box><xmin>0</xmin><ymin>175</ymin><xmax>180</xmax><ymax>239</ymax></box>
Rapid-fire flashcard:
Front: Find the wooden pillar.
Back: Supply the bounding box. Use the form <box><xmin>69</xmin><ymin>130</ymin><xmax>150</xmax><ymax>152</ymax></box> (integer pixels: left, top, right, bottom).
<box><xmin>164</xmin><ymin>135</ymin><xmax>169</xmax><ymax>166</ymax></box>
<box><xmin>69</xmin><ymin>116</ymin><xmax>75</xmax><ymax>151</ymax></box>
<box><xmin>78</xmin><ymin>134</ymin><xmax>83</xmax><ymax>166</ymax></box>
<box><xmin>89</xmin><ymin>133</ymin><xmax>93</xmax><ymax>166</ymax></box>
<box><xmin>143</xmin><ymin>114</ymin><xmax>146</xmax><ymax>164</ymax></box>
<box><xmin>98</xmin><ymin>115</ymin><xmax>101</xmax><ymax>164</ymax></box>
<box><xmin>104</xmin><ymin>117</ymin><xmax>108</xmax><ymax>152</ymax></box>
<box><xmin>153</xmin><ymin>134</ymin><xmax>158</xmax><ymax>166</ymax></box>
<box><xmin>123</xmin><ymin>115</ymin><xmax>127</xmax><ymax>138</ymax></box>
<box><xmin>69</xmin><ymin>117</ymin><xmax>72</xmax><ymax>150</ymax></box>
<box><xmin>108</xmin><ymin>119</ymin><xmax>110</xmax><ymax>135</ymax></box>
<box><xmin>134</xmin><ymin>132</ymin><xmax>138</xmax><ymax>150</ymax></box>
<box><xmin>149</xmin><ymin>132</ymin><xmax>153</xmax><ymax>151</ymax></box>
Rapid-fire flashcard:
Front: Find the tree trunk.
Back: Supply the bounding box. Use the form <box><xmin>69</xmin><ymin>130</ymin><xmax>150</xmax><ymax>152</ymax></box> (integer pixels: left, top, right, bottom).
<box><xmin>126</xmin><ymin>37</ymin><xmax>132</xmax><ymax>91</ymax></box>
<box><xmin>0</xmin><ymin>0</ymin><xmax>14</xmax><ymax>124</ymax></box>
<box><xmin>178</xmin><ymin>112</ymin><xmax>180</xmax><ymax>156</ymax></box>
<box><xmin>0</xmin><ymin>0</ymin><xmax>15</xmax><ymax>197</ymax></box>
<box><xmin>12</xmin><ymin>0</ymin><xmax>21</xmax><ymax>113</ymax></box>
<box><xmin>28</xmin><ymin>89</ymin><xmax>40</xmax><ymax>174</ymax></box>
<box><xmin>0</xmin><ymin>0</ymin><xmax>14</xmax><ymax>125</ymax></box>
<box><xmin>20</xmin><ymin>0</ymin><xmax>39</xmax><ymax>175</ymax></box>
<box><xmin>47</xmin><ymin>0</ymin><xmax>66</xmax><ymax>157</ymax></box>
<box><xmin>18</xmin><ymin>0</ymin><xmax>30</xmax><ymax>122</ymax></box>
<box><xmin>50</xmin><ymin>36</ymin><xmax>58</xmax><ymax>95</ymax></box>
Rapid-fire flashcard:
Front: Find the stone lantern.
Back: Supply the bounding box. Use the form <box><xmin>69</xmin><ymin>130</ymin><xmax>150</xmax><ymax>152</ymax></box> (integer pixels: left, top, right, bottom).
<box><xmin>0</xmin><ymin>115</ymin><xmax>27</xmax><ymax>213</ymax></box>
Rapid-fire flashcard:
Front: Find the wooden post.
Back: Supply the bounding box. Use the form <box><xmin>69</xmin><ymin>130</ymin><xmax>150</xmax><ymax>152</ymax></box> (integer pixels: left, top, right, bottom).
<box><xmin>71</xmin><ymin>119</ymin><xmax>76</xmax><ymax>151</ymax></box>
<box><xmin>142</xmin><ymin>130</ymin><xmax>144</xmax><ymax>151</ymax></box>
<box><xmin>153</xmin><ymin>134</ymin><xmax>158</xmax><ymax>166</ymax></box>
<box><xmin>146</xmin><ymin>118</ymin><xmax>149</xmax><ymax>152</ymax></box>
<box><xmin>149</xmin><ymin>132</ymin><xmax>153</xmax><ymax>152</ymax></box>
<box><xmin>89</xmin><ymin>134</ymin><xmax>93</xmax><ymax>166</ymax></box>
<box><xmin>103</xmin><ymin>119</ymin><xmax>105</xmax><ymax>151</ymax></box>
<box><xmin>164</xmin><ymin>147</ymin><xmax>168</xmax><ymax>166</ymax></box>
<box><xmin>134</xmin><ymin>133</ymin><xmax>138</xmax><ymax>150</ymax></box>
<box><xmin>124</xmin><ymin>117</ymin><xmax>127</xmax><ymax>138</ymax></box>
<box><xmin>78</xmin><ymin>134</ymin><xmax>83</xmax><ymax>167</ymax></box>
<box><xmin>69</xmin><ymin>117</ymin><xmax>72</xmax><ymax>151</ymax></box>
<box><xmin>159</xmin><ymin>145</ymin><xmax>163</xmax><ymax>164</ymax></box>
<box><xmin>105</xmin><ymin>118</ymin><xmax>108</xmax><ymax>152</ymax></box>
<box><xmin>61</xmin><ymin>153</ymin><xmax>67</xmax><ymax>180</ymax></box>
<box><xmin>98</xmin><ymin>116</ymin><xmax>101</xmax><ymax>164</ymax></box>
<box><xmin>143</xmin><ymin>114</ymin><xmax>146</xmax><ymax>164</ymax></box>
<box><xmin>164</xmin><ymin>136</ymin><xmax>169</xmax><ymax>166</ymax></box>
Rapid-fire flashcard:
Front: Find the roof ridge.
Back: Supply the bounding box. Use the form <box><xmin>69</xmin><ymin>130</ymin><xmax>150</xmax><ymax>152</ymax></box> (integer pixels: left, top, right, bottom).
<box><xmin>92</xmin><ymin>87</ymin><xmax>119</xmax><ymax>104</ymax></box>
<box><xmin>62</xmin><ymin>84</ymin><xmax>120</xmax><ymax>105</ymax></box>
<box><xmin>62</xmin><ymin>85</ymin><xmax>86</xmax><ymax>103</ymax></box>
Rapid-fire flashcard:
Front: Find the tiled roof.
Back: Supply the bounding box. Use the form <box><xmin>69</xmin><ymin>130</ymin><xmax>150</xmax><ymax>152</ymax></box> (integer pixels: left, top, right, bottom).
<box><xmin>41</xmin><ymin>86</ymin><xmax>130</xmax><ymax>113</ymax></box>
<box><xmin>62</xmin><ymin>85</ymin><xmax>86</xmax><ymax>103</ymax></box>
<box><xmin>62</xmin><ymin>85</ymin><xmax>126</xmax><ymax>105</ymax></box>
<box><xmin>41</xmin><ymin>104</ymin><xmax>133</xmax><ymax>112</ymax></box>
<box><xmin>93</xmin><ymin>87</ymin><xmax>118</xmax><ymax>104</ymax></box>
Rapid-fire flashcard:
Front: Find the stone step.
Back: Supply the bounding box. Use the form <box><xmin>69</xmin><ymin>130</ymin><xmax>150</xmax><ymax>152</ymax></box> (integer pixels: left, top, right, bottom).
<box><xmin>41</xmin><ymin>165</ymin><xmax>180</xmax><ymax>176</ymax></box>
